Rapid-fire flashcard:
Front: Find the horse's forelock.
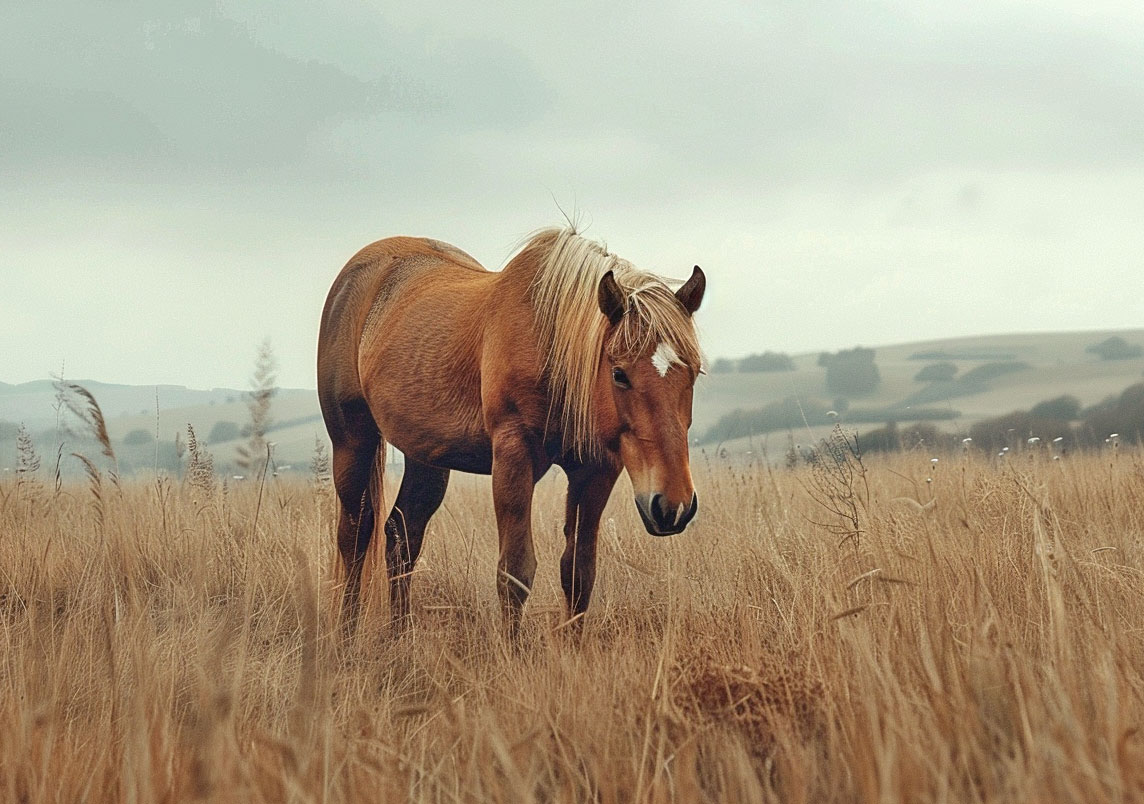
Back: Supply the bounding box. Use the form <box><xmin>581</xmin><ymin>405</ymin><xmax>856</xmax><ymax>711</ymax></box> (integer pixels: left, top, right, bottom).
<box><xmin>609</xmin><ymin>281</ymin><xmax>702</xmax><ymax>370</ymax></box>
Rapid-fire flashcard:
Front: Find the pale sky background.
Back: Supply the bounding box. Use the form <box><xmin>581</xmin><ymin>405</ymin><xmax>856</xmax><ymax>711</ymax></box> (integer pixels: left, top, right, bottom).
<box><xmin>3</xmin><ymin>1</ymin><xmax>1143</xmax><ymax>390</ymax></box>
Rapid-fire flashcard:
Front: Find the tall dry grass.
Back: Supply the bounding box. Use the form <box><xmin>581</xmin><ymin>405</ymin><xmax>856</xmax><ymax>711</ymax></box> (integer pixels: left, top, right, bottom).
<box><xmin>2</xmin><ymin>443</ymin><xmax>1144</xmax><ymax>802</ymax></box>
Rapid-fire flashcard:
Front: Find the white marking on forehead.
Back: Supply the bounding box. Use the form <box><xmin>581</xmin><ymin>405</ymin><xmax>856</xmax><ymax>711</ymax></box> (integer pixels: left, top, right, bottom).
<box><xmin>651</xmin><ymin>342</ymin><xmax>678</xmax><ymax>377</ymax></box>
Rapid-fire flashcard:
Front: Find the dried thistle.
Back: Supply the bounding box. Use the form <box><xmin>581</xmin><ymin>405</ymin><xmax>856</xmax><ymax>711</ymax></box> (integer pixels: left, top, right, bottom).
<box><xmin>310</xmin><ymin>435</ymin><xmax>331</xmax><ymax>487</ymax></box>
<box><xmin>16</xmin><ymin>425</ymin><xmax>41</xmax><ymax>476</ymax></box>
<box><xmin>238</xmin><ymin>338</ymin><xmax>278</xmax><ymax>474</ymax></box>
<box><xmin>14</xmin><ymin>424</ymin><xmax>43</xmax><ymax>503</ymax></box>
<box><xmin>802</xmin><ymin>425</ymin><xmax>869</xmax><ymax>550</ymax></box>
<box><xmin>186</xmin><ymin>424</ymin><xmax>215</xmax><ymax>497</ymax></box>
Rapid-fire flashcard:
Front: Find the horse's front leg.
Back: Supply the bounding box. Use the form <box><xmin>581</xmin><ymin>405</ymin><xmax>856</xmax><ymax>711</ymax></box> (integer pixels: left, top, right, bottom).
<box><xmin>561</xmin><ymin>463</ymin><xmax>620</xmax><ymax>625</ymax></box>
<box><xmin>491</xmin><ymin>430</ymin><xmax>544</xmax><ymax>633</ymax></box>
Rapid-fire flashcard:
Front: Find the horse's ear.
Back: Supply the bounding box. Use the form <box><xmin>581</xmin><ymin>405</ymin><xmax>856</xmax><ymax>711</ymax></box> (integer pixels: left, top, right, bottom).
<box><xmin>676</xmin><ymin>265</ymin><xmax>706</xmax><ymax>315</ymax></box>
<box><xmin>597</xmin><ymin>270</ymin><xmax>626</xmax><ymax>325</ymax></box>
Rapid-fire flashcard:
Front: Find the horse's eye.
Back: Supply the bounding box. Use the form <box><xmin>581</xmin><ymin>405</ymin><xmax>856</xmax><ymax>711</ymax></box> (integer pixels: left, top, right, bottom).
<box><xmin>612</xmin><ymin>367</ymin><xmax>631</xmax><ymax>389</ymax></box>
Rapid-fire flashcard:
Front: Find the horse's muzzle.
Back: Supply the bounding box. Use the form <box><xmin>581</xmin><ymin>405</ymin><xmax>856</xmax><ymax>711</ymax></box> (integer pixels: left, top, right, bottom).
<box><xmin>635</xmin><ymin>492</ymin><xmax>698</xmax><ymax>536</ymax></box>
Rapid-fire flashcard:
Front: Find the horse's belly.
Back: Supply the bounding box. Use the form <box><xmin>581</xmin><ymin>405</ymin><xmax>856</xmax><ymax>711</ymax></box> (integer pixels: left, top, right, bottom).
<box><xmin>418</xmin><ymin>443</ymin><xmax>493</xmax><ymax>474</ymax></box>
<box><xmin>380</xmin><ymin>412</ymin><xmax>493</xmax><ymax>475</ymax></box>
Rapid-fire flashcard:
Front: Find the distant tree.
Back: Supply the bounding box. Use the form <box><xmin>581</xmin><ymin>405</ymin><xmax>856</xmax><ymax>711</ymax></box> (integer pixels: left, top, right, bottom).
<box><xmin>122</xmin><ymin>428</ymin><xmax>152</xmax><ymax>446</ymax></box>
<box><xmin>208</xmin><ymin>420</ymin><xmax>241</xmax><ymax>444</ymax></box>
<box><xmin>700</xmin><ymin>397</ymin><xmax>831</xmax><ymax>443</ymax></box>
<box><xmin>856</xmin><ymin>422</ymin><xmax>952</xmax><ymax>454</ymax></box>
<box><xmin>237</xmin><ymin>338</ymin><xmax>278</xmax><ymax>475</ymax></box>
<box><xmin>968</xmin><ymin>410</ymin><xmax>1072</xmax><ymax>453</ymax></box>
<box><xmin>1030</xmin><ymin>395</ymin><xmax>1081</xmax><ymax>421</ymax></box>
<box><xmin>739</xmin><ymin>351</ymin><xmax>795</xmax><ymax>372</ymax></box>
<box><xmin>156</xmin><ymin>440</ymin><xmax>183</xmax><ymax>474</ymax></box>
<box><xmin>914</xmin><ymin>362</ymin><xmax>957</xmax><ymax>382</ymax></box>
<box><xmin>844</xmin><ymin>406</ymin><xmax>956</xmax><ymax>423</ymax></box>
<box><xmin>1080</xmin><ymin>383</ymin><xmax>1144</xmax><ymax>445</ymax></box>
<box><xmin>819</xmin><ymin>347</ymin><xmax>880</xmax><ymax>397</ymax></box>
<box><xmin>1086</xmin><ymin>336</ymin><xmax>1143</xmax><ymax>361</ymax></box>
<box><xmin>710</xmin><ymin>357</ymin><xmax>736</xmax><ymax>374</ymax></box>
<box><xmin>857</xmin><ymin>420</ymin><xmax>900</xmax><ymax>453</ymax></box>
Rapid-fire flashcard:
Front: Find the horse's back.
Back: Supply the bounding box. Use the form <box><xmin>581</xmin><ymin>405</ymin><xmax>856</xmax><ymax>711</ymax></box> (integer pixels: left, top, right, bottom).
<box><xmin>320</xmin><ymin>237</ymin><xmax>486</xmax><ymax>380</ymax></box>
<box><xmin>317</xmin><ymin>236</ymin><xmax>497</xmax><ymax>464</ymax></box>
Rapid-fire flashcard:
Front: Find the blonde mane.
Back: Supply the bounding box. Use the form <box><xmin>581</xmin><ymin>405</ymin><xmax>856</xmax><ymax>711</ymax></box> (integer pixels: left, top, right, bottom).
<box><xmin>520</xmin><ymin>227</ymin><xmax>702</xmax><ymax>459</ymax></box>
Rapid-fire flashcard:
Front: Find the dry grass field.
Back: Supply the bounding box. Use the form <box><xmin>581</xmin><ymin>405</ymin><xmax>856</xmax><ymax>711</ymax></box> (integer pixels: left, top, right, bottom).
<box><xmin>3</xmin><ymin>437</ymin><xmax>1144</xmax><ymax>802</ymax></box>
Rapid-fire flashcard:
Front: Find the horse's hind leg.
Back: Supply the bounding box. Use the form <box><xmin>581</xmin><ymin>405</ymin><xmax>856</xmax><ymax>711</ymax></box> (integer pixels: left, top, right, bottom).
<box><xmin>332</xmin><ymin>430</ymin><xmax>382</xmax><ymax>634</ymax></box>
<box><xmin>385</xmin><ymin>458</ymin><xmax>450</xmax><ymax>627</ymax></box>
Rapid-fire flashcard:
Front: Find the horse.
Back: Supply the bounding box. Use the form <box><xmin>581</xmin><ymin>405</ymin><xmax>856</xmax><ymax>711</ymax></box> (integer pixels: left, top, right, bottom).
<box><xmin>317</xmin><ymin>226</ymin><xmax>706</xmax><ymax>633</ymax></box>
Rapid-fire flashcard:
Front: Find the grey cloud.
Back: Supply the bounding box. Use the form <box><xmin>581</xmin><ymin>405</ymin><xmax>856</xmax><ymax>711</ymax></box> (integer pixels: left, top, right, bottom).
<box><xmin>1</xmin><ymin>4</ymin><xmax>373</xmax><ymax>175</ymax></box>
<box><xmin>508</xmin><ymin>3</ymin><xmax>1144</xmax><ymax>190</ymax></box>
<box><xmin>4</xmin><ymin>1</ymin><xmax>1144</xmax><ymax>390</ymax></box>
<box><xmin>8</xmin><ymin>0</ymin><xmax>1139</xmax><ymax>199</ymax></box>
<box><xmin>0</xmin><ymin>2</ymin><xmax>551</xmax><ymax>181</ymax></box>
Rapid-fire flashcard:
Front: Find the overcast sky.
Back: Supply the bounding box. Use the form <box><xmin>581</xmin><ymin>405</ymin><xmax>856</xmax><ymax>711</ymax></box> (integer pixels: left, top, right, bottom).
<box><xmin>3</xmin><ymin>1</ymin><xmax>1143</xmax><ymax>390</ymax></box>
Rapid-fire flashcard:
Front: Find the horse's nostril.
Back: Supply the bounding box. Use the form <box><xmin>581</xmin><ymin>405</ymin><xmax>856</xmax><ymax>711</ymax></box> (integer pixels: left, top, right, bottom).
<box><xmin>650</xmin><ymin>493</ymin><xmax>678</xmax><ymax>529</ymax></box>
<box><xmin>679</xmin><ymin>492</ymin><xmax>698</xmax><ymax>528</ymax></box>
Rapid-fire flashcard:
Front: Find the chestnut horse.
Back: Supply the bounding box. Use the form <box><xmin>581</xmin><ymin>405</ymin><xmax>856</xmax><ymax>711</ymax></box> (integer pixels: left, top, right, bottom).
<box><xmin>317</xmin><ymin>227</ymin><xmax>705</xmax><ymax>632</ymax></box>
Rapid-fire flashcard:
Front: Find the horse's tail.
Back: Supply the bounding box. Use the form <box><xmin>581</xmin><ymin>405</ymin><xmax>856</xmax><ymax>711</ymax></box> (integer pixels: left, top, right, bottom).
<box><xmin>357</xmin><ymin>438</ymin><xmax>388</xmax><ymax>596</ymax></box>
<box><xmin>369</xmin><ymin>437</ymin><xmax>387</xmax><ymax>544</ymax></box>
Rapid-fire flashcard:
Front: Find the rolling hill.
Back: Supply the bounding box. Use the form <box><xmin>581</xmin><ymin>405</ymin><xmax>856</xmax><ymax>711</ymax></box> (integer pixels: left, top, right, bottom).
<box><xmin>3</xmin><ymin>328</ymin><xmax>1142</xmax><ymax>474</ymax></box>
